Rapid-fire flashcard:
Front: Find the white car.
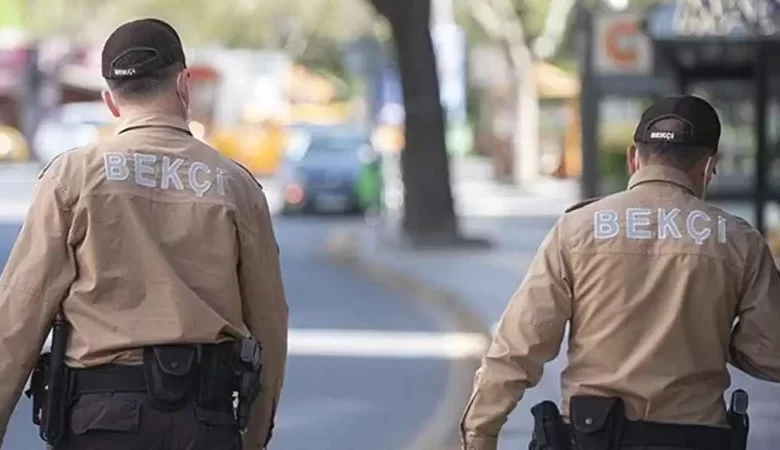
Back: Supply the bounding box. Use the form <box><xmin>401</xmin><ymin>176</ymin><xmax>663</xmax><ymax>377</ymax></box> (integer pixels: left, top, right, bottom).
<box><xmin>34</xmin><ymin>102</ymin><xmax>114</xmax><ymax>164</ymax></box>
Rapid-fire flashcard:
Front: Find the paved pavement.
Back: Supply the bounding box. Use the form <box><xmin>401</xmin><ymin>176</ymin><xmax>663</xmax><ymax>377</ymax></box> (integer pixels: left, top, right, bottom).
<box><xmin>0</xmin><ymin>164</ymin><xmax>485</xmax><ymax>450</ymax></box>
<box><xmin>381</xmin><ymin>154</ymin><xmax>580</xmax><ymax>218</ymax></box>
<box><xmin>328</xmin><ymin>159</ymin><xmax>780</xmax><ymax>449</ymax></box>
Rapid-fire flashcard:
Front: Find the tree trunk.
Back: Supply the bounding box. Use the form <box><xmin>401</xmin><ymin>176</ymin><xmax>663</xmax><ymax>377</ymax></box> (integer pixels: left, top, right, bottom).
<box><xmin>468</xmin><ymin>0</ymin><xmax>540</xmax><ymax>187</ymax></box>
<box><xmin>508</xmin><ymin>42</ymin><xmax>540</xmax><ymax>186</ymax></box>
<box><xmin>369</xmin><ymin>0</ymin><xmax>458</xmax><ymax>238</ymax></box>
<box><xmin>513</xmin><ymin>44</ymin><xmax>541</xmax><ymax>186</ymax></box>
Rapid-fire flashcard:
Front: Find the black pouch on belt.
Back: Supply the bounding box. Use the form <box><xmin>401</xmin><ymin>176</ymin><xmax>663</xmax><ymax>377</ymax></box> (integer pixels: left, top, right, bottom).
<box><xmin>197</xmin><ymin>342</ymin><xmax>236</xmax><ymax>411</ymax></box>
<box><xmin>569</xmin><ymin>396</ymin><xmax>625</xmax><ymax>450</ymax></box>
<box><xmin>143</xmin><ymin>345</ymin><xmax>198</xmax><ymax>411</ymax></box>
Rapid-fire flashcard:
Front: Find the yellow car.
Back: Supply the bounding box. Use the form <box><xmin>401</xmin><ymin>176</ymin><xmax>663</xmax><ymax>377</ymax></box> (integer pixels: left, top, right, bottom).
<box><xmin>0</xmin><ymin>124</ymin><xmax>29</xmax><ymax>162</ymax></box>
<box><xmin>209</xmin><ymin>121</ymin><xmax>288</xmax><ymax>176</ymax></box>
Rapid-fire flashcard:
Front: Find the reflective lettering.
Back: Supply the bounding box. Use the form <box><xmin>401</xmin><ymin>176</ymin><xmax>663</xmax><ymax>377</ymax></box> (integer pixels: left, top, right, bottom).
<box><xmin>650</xmin><ymin>131</ymin><xmax>674</xmax><ymax>140</ymax></box>
<box><xmin>594</xmin><ymin>210</ymin><xmax>619</xmax><ymax>239</ymax></box>
<box><xmin>103</xmin><ymin>153</ymin><xmax>227</xmax><ymax>197</ymax></box>
<box><xmin>189</xmin><ymin>162</ymin><xmax>212</xmax><ymax>197</ymax></box>
<box><xmin>626</xmin><ymin>208</ymin><xmax>652</xmax><ymax>239</ymax></box>
<box><xmin>103</xmin><ymin>153</ymin><xmax>129</xmax><ymax>181</ymax></box>
<box><xmin>133</xmin><ymin>153</ymin><xmax>157</xmax><ymax>187</ymax></box>
<box><xmin>161</xmin><ymin>156</ymin><xmax>184</xmax><ymax>190</ymax></box>
<box><xmin>216</xmin><ymin>168</ymin><xmax>227</xmax><ymax>195</ymax></box>
<box><xmin>686</xmin><ymin>210</ymin><xmax>711</xmax><ymax>245</ymax></box>
<box><xmin>587</xmin><ymin>207</ymin><xmax>728</xmax><ymax>244</ymax></box>
<box><xmin>717</xmin><ymin>215</ymin><xmax>727</xmax><ymax>243</ymax></box>
<box><xmin>657</xmin><ymin>208</ymin><xmax>682</xmax><ymax>239</ymax></box>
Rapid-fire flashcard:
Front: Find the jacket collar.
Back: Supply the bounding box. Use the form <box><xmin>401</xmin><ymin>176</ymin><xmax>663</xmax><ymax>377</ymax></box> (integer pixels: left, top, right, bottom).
<box><xmin>115</xmin><ymin>114</ymin><xmax>191</xmax><ymax>136</ymax></box>
<box><xmin>627</xmin><ymin>165</ymin><xmax>699</xmax><ymax>196</ymax></box>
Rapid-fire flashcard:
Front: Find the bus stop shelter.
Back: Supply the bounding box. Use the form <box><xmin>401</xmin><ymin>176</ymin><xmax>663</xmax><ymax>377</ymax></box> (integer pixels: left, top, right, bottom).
<box><xmin>578</xmin><ymin>0</ymin><xmax>780</xmax><ymax>233</ymax></box>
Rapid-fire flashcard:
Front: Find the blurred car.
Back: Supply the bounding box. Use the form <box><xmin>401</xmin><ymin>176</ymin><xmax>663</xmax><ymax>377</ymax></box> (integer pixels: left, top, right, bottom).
<box><xmin>34</xmin><ymin>101</ymin><xmax>115</xmax><ymax>163</ymax></box>
<box><xmin>0</xmin><ymin>123</ymin><xmax>30</xmax><ymax>162</ymax></box>
<box><xmin>209</xmin><ymin>117</ymin><xmax>287</xmax><ymax>177</ymax></box>
<box><xmin>279</xmin><ymin>126</ymin><xmax>383</xmax><ymax>215</ymax></box>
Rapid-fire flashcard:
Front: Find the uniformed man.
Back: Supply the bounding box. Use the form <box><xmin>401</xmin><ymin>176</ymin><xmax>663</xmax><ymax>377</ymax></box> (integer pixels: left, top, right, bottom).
<box><xmin>0</xmin><ymin>19</ymin><xmax>288</xmax><ymax>449</ymax></box>
<box><xmin>460</xmin><ymin>95</ymin><xmax>780</xmax><ymax>450</ymax></box>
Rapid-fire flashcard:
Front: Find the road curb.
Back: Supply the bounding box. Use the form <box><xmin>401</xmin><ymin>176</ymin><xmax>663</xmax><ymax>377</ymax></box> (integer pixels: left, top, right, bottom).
<box><xmin>321</xmin><ymin>228</ymin><xmax>492</xmax><ymax>450</ymax></box>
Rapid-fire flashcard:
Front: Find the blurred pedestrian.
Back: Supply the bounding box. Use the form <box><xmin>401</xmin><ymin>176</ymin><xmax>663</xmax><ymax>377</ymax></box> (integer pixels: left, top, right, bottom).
<box><xmin>460</xmin><ymin>95</ymin><xmax>780</xmax><ymax>450</ymax></box>
<box><xmin>0</xmin><ymin>18</ymin><xmax>288</xmax><ymax>450</ymax></box>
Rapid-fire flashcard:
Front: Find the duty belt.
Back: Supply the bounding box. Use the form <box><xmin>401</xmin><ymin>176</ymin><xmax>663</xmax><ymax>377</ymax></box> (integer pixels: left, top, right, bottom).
<box><xmin>571</xmin><ymin>420</ymin><xmax>733</xmax><ymax>450</ymax></box>
<box><xmin>70</xmin><ymin>364</ymin><xmax>147</xmax><ymax>396</ymax></box>
<box><xmin>69</xmin><ymin>341</ymin><xmax>236</xmax><ymax>397</ymax></box>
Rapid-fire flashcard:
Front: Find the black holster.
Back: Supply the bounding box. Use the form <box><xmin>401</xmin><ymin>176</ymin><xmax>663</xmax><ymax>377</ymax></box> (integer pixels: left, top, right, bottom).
<box><xmin>727</xmin><ymin>389</ymin><xmax>749</xmax><ymax>450</ymax></box>
<box><xmin>569</xmin><ymin>396</ymin><xmax>625</xmax><ymax>450</ymax></box>
<box><xmin>25</xmin><ymin>314</ymin><xmax>71</xmax><ymax>445</ymax></box>
<box><xmin>235</xmin><ymin>337</ymin><xmax>262</xmax><ymax>433</ymax></box>
<box><xmin>529</xmin><ymin>401</ymin><xmax>572</xmax><ymax>450</ymax></box>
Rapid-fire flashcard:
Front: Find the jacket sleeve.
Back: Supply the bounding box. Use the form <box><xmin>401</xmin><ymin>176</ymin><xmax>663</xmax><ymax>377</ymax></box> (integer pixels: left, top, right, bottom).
<box><xmin>460</xmin><ymin>222</ymin><xmax>573</xmax><ymax>450</ymax></box>
<box><xmin>237</xmin><ymin>187</ymin><xmax>289</xmax><ymax>449</ymax></box>
<box><xmin>729</xmin><ymin>237</ymin><xmax>780</xmax><ymax>382</ymax></box>
<box><xmin>0</xmin><ymin>171</ymin><xmax>77</xmax><ymax>444</ymax></box>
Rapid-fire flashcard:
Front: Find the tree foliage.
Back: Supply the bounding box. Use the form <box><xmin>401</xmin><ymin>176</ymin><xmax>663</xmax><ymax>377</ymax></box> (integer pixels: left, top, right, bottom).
<box><xmin>26</xmin><ymin>0</ymin><xmax>377</xmax><ymax>52</ymax></box>
<box><xmin>453</xmin><ymin>0</ymin><xmax>552</xmax><ymax>45</ymax></box>
<box><xmin>458</xmin><ymin>0</ymin><xmax>669</xmax><ymax>66</ymax></box>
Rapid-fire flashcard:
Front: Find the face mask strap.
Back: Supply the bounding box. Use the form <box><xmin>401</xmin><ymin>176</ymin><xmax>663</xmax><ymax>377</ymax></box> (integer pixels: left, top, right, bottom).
<box><xmin>176</xmin><ymin>72</ymin><xmax>191</xmax><ymax>122</ymax></box>
<box><xmin>702</xmin><ymin>156</ymin><xmax>714</xmax><ymax>200</ymax></box>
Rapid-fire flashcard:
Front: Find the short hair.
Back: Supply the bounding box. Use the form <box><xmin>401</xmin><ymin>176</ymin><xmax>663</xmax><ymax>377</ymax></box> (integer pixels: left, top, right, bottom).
<box><xmin>106</xmin><ymin>61</ymin><xmax>184</xmax><ymax>100</ymax></box>
<box><xmin>636</xmin><ymin>141</ymin><xmax>714</xmax><ymax>172</ymax></box>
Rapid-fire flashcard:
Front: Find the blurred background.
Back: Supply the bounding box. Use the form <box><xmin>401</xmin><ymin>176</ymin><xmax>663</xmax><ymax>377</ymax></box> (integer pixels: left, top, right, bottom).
<box><xmin>1</xmin><ymin>0</ymin><xmax>780</xmax><ymax>449</ymax></box>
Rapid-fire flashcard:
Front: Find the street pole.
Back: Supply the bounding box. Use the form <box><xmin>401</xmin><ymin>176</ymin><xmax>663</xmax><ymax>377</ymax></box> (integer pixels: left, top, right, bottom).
<box><xmin>576</xmin><ymin>0</ymin><xmax>600</xmax><ymax>199</ymax></box>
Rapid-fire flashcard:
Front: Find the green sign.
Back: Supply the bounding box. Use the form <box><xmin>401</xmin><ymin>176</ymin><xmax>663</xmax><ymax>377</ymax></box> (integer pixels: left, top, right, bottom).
<box><xmin>0</xmin><ymin>0</ymin><xmax>25</xmax><ymax>28</ymax></box>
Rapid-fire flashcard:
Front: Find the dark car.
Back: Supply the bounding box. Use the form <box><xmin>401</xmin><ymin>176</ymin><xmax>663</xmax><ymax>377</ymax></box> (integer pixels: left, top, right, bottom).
<box><xmin>279</xmin><ymin>126</ymin><xmax>383</xmax><ymax>215</ymax></box>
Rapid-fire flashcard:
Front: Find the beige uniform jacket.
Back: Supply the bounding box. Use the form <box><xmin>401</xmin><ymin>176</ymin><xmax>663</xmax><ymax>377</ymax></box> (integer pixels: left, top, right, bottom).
<box><xmin>461</xmin><ymin>165</ymin><xmax>780</xmax><ymax>450</ymax></box>
<box><xmin>0</xmin><ymin>114</ymin><xmax>289</xmax><ymax>449</ymax></box>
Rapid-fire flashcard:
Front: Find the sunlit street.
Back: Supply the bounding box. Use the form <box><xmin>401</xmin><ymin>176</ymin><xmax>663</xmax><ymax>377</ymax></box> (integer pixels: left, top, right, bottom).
<box><xmin>2</xmin><ymin>0</ymin><xmax>780</xmax><ymax>448</ymax></box>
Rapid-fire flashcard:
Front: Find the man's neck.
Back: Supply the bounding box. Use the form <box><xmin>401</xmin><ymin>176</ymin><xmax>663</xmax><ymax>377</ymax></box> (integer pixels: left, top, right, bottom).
<box><xmin>121</xmin><ymin>107</ymin><xmax>183</xmax><ymax>119</ymax></box>
<box><xmin>118</xmin><ymin>98</ymin><xmax>184</xmax><ymax>119</ymax></box>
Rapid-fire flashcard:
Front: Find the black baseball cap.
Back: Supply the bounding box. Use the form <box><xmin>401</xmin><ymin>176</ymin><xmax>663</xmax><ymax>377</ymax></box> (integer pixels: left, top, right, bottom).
<box><xmin>633</xmin><ymin>95</ymin><xmax>721</xmax><ymax>151</ymax></box>
<box><xmin>101</xmin><ymin>18</ymin><xmax>186</xmax><ymax>80</ymax></box>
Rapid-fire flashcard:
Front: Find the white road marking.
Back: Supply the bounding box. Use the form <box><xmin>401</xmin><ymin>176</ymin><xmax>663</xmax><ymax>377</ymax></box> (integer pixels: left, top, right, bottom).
<box><xmin>0</xmin><ymin>201</ymin><xmax>30</xmax><ymax>222</ymax></box>
<box><xmin>288</xmin><ymin>329</ymin><xmax>489</xmax><ymax>359</ymax></box>
<box><xmin>41</xmin><ymin>329</ymin><xmax>489</xmax><ymax>360</ymax></box>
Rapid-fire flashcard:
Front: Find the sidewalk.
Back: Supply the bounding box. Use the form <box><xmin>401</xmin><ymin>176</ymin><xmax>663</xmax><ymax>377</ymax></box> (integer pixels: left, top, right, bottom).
<box><xmin>381</xmin><ymin>155</ymin><xmax>580</xmax><ymax>218</ymax></box>
<box><xmin>326</xmin><ymin>179</ymin><xmax>578</xmax><ymax>449</ymax></box>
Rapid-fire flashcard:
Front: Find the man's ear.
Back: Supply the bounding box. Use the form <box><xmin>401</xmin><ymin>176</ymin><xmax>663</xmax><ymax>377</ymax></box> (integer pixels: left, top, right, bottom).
<box><xmin>101</xmin><ymin>90</ymin><xmax>121</xmax><ymax>118</ymax></box>
<box><xmin>703</xmin><ymin>152</ymin><xmax>719</xmax><ymax>184</ymax></box>
<box><xmin>177</xmin><ymin>69</ymin><xmax>191</xmax><ymax>102</ymax></box>
<box><xmin>710</xmin><ymin>152</ymin><xmax>718</xmax><ymax>176</ymax></box>
<box><xmin>626</xmin><ymin>144</ymin><xmax>639</xmax><ymax>174</ymax></box>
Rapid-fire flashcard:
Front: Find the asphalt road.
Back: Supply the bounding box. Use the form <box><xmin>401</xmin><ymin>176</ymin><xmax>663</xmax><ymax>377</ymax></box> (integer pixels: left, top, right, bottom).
<box><xmin>0</xmin><ymin>167</ymin><xmax>465</xmax><ymax>450</ymax></box>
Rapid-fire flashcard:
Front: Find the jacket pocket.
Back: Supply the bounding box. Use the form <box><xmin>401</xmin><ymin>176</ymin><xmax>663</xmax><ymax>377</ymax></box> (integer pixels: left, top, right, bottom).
<box><xmin>70</xmin><ymin>393</ymin><xmax>142</xmax><ymax>435</ymax></box>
